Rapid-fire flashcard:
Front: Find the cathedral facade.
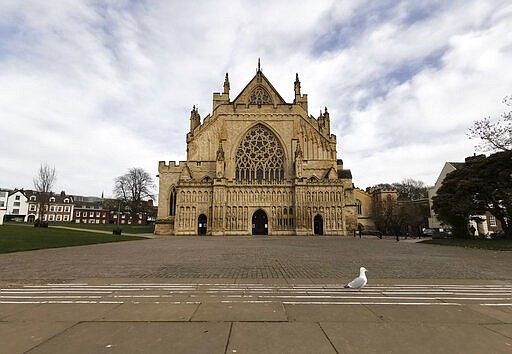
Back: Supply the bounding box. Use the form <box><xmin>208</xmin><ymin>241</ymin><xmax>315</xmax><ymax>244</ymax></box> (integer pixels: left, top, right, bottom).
<box><xmin>155</xmin><ymin>63</ymin><xmax>357</xmax><ymax>236</ymax></box>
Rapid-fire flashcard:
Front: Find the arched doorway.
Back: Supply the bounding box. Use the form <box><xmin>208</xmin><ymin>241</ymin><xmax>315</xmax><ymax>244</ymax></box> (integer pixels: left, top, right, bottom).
<box><xmin>314</xmin><ymin>214</ymin><xmax>323</xmax><ymax>235</ymax></box>
<box><xmin>197</xmin><ymin>214</ymin><xmax>207</xmax><ymax>235</ymax></box>
<box><xmin>252</xmin><ymin>209</ymin><xmax>268</xmax><ymax>235</ymax></box>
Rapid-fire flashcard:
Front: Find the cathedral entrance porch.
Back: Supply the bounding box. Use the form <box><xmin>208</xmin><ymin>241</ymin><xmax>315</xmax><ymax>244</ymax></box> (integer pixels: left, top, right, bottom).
<box><xmin>314</xmin><ymin>214</ymin><xmax>324</xmax><ymax>235</ymax></box>
<box><xmin>198</xmin><ymin>214</ymin><xmax>207</xmax><ymax>235</ymax></box>
<box><xmin>252</xmin><ymin>209</ymin><xmax>268</xmax><ymax>236</ymax></box>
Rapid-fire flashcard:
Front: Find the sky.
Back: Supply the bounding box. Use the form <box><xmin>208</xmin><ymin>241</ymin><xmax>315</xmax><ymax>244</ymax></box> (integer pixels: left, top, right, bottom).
<box><xmin>1</xmin><ymin>0</ymin><xmax>511</xmax><ymax>198</ymax></box>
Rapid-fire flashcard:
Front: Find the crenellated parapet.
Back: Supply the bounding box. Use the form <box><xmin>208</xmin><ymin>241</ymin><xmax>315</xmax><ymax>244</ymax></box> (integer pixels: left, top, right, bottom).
<box><xmin>158</xmin><ymin>161</ymin><xmax>188</xmax><ymax>174</ymax></box>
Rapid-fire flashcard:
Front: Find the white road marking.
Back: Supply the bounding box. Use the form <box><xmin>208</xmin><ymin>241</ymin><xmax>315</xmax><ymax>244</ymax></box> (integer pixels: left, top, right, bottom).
<box><xmin>0</xmin><ymin>283</ymin><xmax>508</xmax><ymax>306</ymax></box>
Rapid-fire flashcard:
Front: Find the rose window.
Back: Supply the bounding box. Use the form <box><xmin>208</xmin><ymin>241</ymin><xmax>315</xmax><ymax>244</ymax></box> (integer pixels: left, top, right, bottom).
<box><xmin>236</xmin><ymin>124</ymin><xmax>284</xmax><ymax>181</ymax></box>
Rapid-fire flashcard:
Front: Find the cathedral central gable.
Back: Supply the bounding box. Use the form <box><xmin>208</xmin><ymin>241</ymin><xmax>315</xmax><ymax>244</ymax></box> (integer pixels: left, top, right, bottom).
<box><xmin>232</xmin><ymin>69</ymin><xmax>287</xmax><ymax>106</ymax></box>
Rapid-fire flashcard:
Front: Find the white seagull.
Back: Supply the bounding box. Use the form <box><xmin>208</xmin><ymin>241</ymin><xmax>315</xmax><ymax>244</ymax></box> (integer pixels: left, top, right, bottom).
<box><xmin>344</xmin><ymin>267</ymin><xmax>368</xmax><ymax>289</ymax></box>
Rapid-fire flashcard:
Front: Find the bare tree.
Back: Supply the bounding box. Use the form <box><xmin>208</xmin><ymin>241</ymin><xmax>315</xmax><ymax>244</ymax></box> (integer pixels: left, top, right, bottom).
<box><xmin>33</xmin><ymin>163</ymin><xmax>57</xmax><ymax>224</ymax></box>
<box><xmin>393</xmin><ymin>178</ymin><xmax>428</xmax><ymax>200</ymax></box>
<box><xmin>468</xmin><ymin>95</ymin><xmax>512</xmax><ymax>152</ymax></box>
<box><xmin>113</xmin><ymin>168</ymin><xmax>155</xmax><ymax>216</ymax></box>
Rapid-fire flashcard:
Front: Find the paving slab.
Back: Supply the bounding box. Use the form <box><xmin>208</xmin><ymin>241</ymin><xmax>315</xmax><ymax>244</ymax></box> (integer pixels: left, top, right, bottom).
<box><xmin>191</xmin><ymin>302</ymin><xmax>287</xmax><ymax>321</ymax></box>
<box><xmin>484</xmin><ymin>324</ymin><xmax>512</xmax><ymax>339</ymax></box>
<box><xmin>366</xmin><ymin>304</ymin><xmax>502</xmax><ymax>323</ymax></box>
<box><xmin>285</xmin><ymin>304</ymin><xmax>381</xmax><ymax>322</ymax></box>
<box><xmin>0</xmin><ymin>321</ymin><xmax>73</xmax><ymax>354</ymax></box>
<box><xmin>227</xmin><ymin>322</ymin><xmax>337</xmax><ymax>354</ymax></box>
<box><xmin>5</xmin><ymin>303</ymin><xmax>120</xmax><ymax>322</ymax></box>
<box><xmin>27</xmin><ymin>322</ymin><xmax>231</xmax><ymax>354</ymax></box>
<box><xmin>468</xmin><ymin>304</ymin><xmax>512</xmax><ymax>323</ymax></box>
<box><xmin>96</xmin><ymin>303</ymin><xmax>199</xmax><ymax>321</ymax></box>
<box><xmin>320</xmin><ymin>322</ymin><xmax>512</xmax><ymax>354</ymax></box>
<box><xmin>0</xmin><ymin>304</ymin><xmax>39</xmax><ymax>320</ymax></box>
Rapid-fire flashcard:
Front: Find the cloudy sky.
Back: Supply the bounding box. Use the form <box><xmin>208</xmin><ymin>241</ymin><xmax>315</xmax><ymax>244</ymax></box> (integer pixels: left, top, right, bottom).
<box><xmin>1</xmin><ymin>0</ymin><xmax>511</xmax><ymax>197</ymax></box>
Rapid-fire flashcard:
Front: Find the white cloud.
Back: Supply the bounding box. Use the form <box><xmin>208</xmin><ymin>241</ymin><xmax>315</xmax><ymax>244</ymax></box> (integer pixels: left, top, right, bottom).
<box><xmin>1</xmin><ymin>0</ymin><xmax>511</xmax><ymax>197</ymax></box>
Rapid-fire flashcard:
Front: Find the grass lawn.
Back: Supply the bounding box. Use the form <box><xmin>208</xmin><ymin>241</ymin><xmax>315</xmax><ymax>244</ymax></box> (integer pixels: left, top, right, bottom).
<box><xmin>0</xmin><ymin>224</ymin><xmax>147</xmax><ymax>254</ymax></box>
<box><xmin>48</xmin><ymin>222</ymin><xmax>154</xmax><ymax>234</ymax></box>
<box><xmin>420</xmin><ymin>238</ymin><xmax>512</xmax><ymax>251</ymax></box>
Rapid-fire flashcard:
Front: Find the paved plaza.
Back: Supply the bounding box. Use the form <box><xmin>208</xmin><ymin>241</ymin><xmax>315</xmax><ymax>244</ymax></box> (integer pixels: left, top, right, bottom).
<box><xmin>0</xmin><ymin>236</ymin><xmax>511</xmax><ymax>281</ymax></box>
<box><xmin>0</xmin><ymin>236</ymin><xmax>511</xmax><ymax>353</ymax></box>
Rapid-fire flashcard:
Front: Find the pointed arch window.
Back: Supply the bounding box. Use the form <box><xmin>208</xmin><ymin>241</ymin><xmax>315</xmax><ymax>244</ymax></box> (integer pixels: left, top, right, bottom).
<box><xmin>169</xmin><ymin>187</ymin><xmax>177</xmax><ymax>216</ymax></box>
<box><xmin>236</xmin><ymin>124</ymin><xmax>284</xmax><ymax>181</ymax></box>
<box><xmin>249</xmin><ymin>86</ymin><xmax>272</xmax><ymax>106</ymax></box>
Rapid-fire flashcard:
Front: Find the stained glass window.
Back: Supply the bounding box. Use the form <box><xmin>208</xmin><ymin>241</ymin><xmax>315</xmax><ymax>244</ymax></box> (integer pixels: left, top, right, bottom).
<box><xmin>236</xmin><ymin>124</ymin><xmax>284</xmax><ymax>181</ymax></box>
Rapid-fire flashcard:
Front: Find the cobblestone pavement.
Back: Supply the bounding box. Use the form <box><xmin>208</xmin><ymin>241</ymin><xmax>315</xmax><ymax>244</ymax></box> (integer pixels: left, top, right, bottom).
<box><xmin>0</xmin><ymin>236</ymin><xmax>510</xmax><ymax>281</ymax></box>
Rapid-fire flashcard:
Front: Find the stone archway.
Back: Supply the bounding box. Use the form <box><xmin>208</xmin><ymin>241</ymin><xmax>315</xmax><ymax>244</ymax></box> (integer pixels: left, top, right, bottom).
<box><xmin>314</xmin><ymin>214</ymin><xmax>323</xmax><ymax>235</ymax></box>
<box><xmin>197</xmin><ymin>214</ymin><xmax>207</xmax><ymax>235</ymax></box>
<box><xmin>252</xmin><ymin>209</ymin><xmax>268</xmax><ymax>235</ymax></box>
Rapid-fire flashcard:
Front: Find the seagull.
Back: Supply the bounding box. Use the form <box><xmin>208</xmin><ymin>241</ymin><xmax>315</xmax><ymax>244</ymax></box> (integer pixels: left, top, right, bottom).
<box><xmin>344</xmin><ymin>267</ymin><xmax>368</xmax><ymax>289</ymax></box>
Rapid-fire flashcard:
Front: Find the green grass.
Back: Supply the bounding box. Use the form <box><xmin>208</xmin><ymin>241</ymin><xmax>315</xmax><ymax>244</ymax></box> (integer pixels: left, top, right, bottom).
<box><xmin>420</xmin><ymin>238</ymin><xmax>512</xmax><ymax>251</ymax></box>
<box><xmin>0</xmin><ymin>224</ymin><xmax>147</xmax><ymax>254</ymax></box>
<box><xmin>47</xmin><ymin>222</ymin><xmax>154</xmax><ymax>234</ymax></box>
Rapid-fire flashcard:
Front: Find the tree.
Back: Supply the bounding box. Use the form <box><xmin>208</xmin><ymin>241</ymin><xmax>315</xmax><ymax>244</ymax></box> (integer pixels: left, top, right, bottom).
<box><xmin>33</xmin><ymin>163</ymin><xmax>57</xmax><ymax>224</ymax></box>
<box><xmin>396</xmin><ymin>200</ymin><xmax>430</xmax><ymax>236</ymax></box>
<box><xmin>433</xmin><ymin>151</ymin><xmax>512</xmax><ymax>238</ymax></box>
<box><xmin>370</xmin><ymin>179</ymin><xmax>428</xmax><ymax>201</ymax></box>
<box><xmin>373</xmin><ymin>194</ymin><xmax>399</xmax><ymax>235</ymax></box>
<box><xmin>368</xmin><ymin>179</ymin><xmax>430</xmax><ymax>235</ymax></box>
<box><xmin>468</xmin><ymin>95</ymin><xmax>512</xmax><ymax>152</ymax></box>
<box><xmin>113</xmin><ymin>168</ymin><xmax>155</xmax><ymax>217</ymax></box>
<box><xmin>393</xmin><ymin>178</ymin><xmax>428</xmax><ymax>201</ymax></box>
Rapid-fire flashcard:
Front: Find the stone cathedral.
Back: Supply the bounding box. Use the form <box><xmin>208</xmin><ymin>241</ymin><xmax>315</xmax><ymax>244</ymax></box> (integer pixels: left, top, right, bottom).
<box><xmin>155</xmin><ymin>63</ymin><xmax>357</xmax><ymax>236</ymax></box>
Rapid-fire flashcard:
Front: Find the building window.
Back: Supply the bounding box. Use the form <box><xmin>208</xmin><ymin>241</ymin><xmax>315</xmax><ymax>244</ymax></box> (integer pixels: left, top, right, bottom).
<box><xmin>14</xmin><ymin>201</ymin><xmax>20</xmax><ymax>206</ymax></box>
<box><xmin>64</xmin><ymin>206</ymin><xmax>70</xmax><ymax>212</ymax></box>
<box><xmin>249</xmin><ymin>86</ymin><xmax>273</xmax><ymax>105</ymax></box>
<box><xmin>0</xmin><ymin>201</ymin><xmax>5</xmax><ymax>208</ymax></box>
<box><xmin>13</xmin><ymin>209</ymin><xmax>19</xmax><ymax>214</ymax></box>
<box><xmin>64</xmin><ymin>215</ymin><xmax>69</xmax><ymax>221</ymax></box>
<box><xmin>30</xmin><ymin>205</ymin><xmax>36</xmax><ymax>211</ymax></box>
<box><xmin>169</xmin><ymin>187</ymin><xmax>177</xmax><ymax>216</ymax></box>
<box><xmin>15</xmin><ymin>195</ymin><xmax>20</xmax><ymax>200</ymax></box>
<box><xmin>49</xmin><ymin>197</ymin><xmax>55</xmax><ymax>202</ymax></box>
<box><xmin>96</xmin><ymin>212</ymin><xmax>100</xmax><ymax>217</ymax></box>
<box><xmin>76</xmin><ymin>211</ymin><xmax>81</xmax><ymax>217</ymax></box>
<box><xmin>489</xmin><ymin>215</ymin><xmax>497</xmax><ymax>227</ymax></box>
<box><xmin>235</xmin><ymin>124</ymin><xmax>285</xmax><ymax>181</ymax></box>
<box><xmin>49</xmin><ymin>215</ymin><xmax>54</xmax><ymax>221</ymax></box>
<box><xmin>356</xmin><ymin>200</ymin><xmax>362</xmax><ymax>215</ymax></box>
<box><xmin>90</xmin><ymin>212</ymin><xmax>94</xmax><ymax>217</ymax></box>
<box><xmin>50</xmin><ymin>206</ymin><xmax>55</xmax><ymax>212</ymax></box>
<box><xmin>56</xmin><ymin>215</ymin><xmax>62</xmax><ymax>221</ymax></box>
<box><xmin>57</xmin><ymin>206</ymin><xmax>63</xmax><ymax>212</ymax></box>
<box><xmin>30</xmin><ymin>196</ymin><xmax>36</xmax><ymax>201</ymax></box>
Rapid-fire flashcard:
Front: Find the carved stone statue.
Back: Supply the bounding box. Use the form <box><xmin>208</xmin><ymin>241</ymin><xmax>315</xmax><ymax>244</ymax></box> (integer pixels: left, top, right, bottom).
<box><xmin>216</xmin><ymin>141</ymin><xmax>225</xmax><ymax>178</ymax></box>
<box><xmin>294</xmin><ymin>142</ymin><xmax>303</xmax><ymax>178</ymax></box>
